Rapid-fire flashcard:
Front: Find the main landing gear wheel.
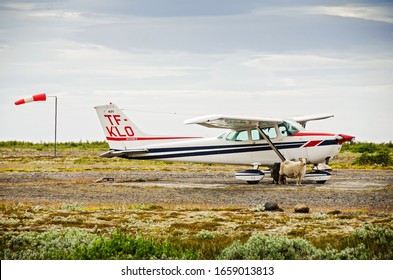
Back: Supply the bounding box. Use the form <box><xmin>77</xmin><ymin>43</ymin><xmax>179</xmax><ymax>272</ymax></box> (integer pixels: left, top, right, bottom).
<box><xmin>316</xmin><ymin>180</ymin><xmax>327</xmax><ymax>184</ymax></box>
<box><xmin>235</xmin><ymin>170</ymin><xmax>265</xmax><ymax>184</ymax></box>
<box><xmin>305</xmin><ymin>170</ymin><xmax>331</xmax><ymax>184</ymax></box>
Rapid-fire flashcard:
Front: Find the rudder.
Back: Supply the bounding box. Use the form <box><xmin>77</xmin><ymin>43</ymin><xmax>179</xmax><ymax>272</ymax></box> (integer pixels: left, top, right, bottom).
<box><xmin>95</xmin><ymin>103</ymin><xmax>149</xmax><ymax>150</ymax></box>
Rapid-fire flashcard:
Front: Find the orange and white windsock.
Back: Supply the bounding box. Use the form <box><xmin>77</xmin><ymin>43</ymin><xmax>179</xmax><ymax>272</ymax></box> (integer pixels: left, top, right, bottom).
<box><xmin>14</xmin><ymin>93</ymin><xmax>47</xmax><ymax>105</ymax></box>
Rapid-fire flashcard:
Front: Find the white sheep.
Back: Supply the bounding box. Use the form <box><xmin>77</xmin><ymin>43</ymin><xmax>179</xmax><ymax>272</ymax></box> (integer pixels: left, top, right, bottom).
<box><xmin>279</xmin><ymin>158</ymin><xmax>307</xmax><ymax>185</ymax></box>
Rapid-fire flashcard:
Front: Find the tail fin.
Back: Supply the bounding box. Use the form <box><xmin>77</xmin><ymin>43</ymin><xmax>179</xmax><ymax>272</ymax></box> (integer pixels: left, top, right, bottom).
<box><xmin>95</xmin><ymin>103</ymin><xmax>150</xmax><ymax>150</ymax></box>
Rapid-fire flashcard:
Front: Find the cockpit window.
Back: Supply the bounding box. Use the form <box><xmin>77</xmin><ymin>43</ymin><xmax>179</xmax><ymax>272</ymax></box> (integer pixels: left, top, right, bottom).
<box><xmin>251</xmin><ymin>127</ymin><xmax>277</xmax><ymax>140</ymax></box>
<box><xmin>251</xmin><ymin>129</ymin><xmax>262</xmax><ymax>141</ymax></box>
<box><xmin>226</xmin><ymin>130</ymin><xmax>249</xmax><ymax>141</ymax></box>
<box><xmin>279</xmin><ymin>121</ymin><xmax>302</xmax><ymax>136</ymax></box>
<box><xmin>261</xmin><ymin>127</ymin><xmax>277</xmax><ymax>139</ymax></box>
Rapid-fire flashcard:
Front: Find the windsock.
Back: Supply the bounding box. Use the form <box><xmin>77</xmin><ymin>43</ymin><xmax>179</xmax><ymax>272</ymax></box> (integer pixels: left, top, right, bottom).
<box><xmin>15</xmin><ymin>93</ymin><xmax>47</xmax><ymax>105</ymax></box>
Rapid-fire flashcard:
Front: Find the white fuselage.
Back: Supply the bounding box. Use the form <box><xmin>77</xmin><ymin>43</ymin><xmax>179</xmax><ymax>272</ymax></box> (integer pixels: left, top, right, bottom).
<box><xmin>120</xmin><ymin>131</ymin><xmax>342</xmax><ymax>166</ymax></box>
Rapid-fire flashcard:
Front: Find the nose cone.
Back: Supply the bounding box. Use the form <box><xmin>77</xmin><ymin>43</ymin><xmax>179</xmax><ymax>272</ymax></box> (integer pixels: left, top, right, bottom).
<box><xmin>338</xmin><ymin>134</ymin><xmax>355</xmax><ymax>144</ymax></box>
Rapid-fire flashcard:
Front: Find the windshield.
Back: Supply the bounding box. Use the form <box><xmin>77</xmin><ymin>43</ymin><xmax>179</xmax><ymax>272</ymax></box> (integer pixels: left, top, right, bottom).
<box><xmin>279</xmin><ymin>120</ymin><xmax>303</xmax><ymax>136</ymax></box>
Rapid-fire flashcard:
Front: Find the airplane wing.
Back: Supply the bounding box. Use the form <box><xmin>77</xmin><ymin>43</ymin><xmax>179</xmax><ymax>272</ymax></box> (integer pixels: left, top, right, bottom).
<box><xmin>100</xmin><ymin>148</ymin><xmax>148</xmax><ymax>158</ymax></box>
<box><xmin>184</xmin><ymin>114</ymin><xmax>283</xmax><ymax>129</ymax></box>
<box><xmin>291</xmin><ymin>113</ymin><xmax>334</xmax><ymax>128</ymax></box>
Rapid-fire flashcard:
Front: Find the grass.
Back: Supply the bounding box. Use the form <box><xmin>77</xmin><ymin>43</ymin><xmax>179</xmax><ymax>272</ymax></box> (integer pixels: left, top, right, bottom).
<box><xmin>0</xmin><ymin>140</ymin><xmax>109</xmax><ymax>150</ymax></box>
<box><xmin>0</xmin><ymin>144</ymin><xmax>238</xmax><ymax>175</ymax></box>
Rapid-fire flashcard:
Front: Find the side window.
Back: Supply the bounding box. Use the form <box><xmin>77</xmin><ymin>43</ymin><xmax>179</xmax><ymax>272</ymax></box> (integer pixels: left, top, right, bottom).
<box><xmin>251</xmin><ymin>129</ymin><xmax>262</xmax><ymax>141</ymax></box>
<box><xmin>261</xmin><ymin>126</ymin><xmax>277</xmax><ymax>139</ymax></box>
<box><xmin>226</xmin><ymin>130</ymin><xmax>249</xmax><ymax>141</ymax></box>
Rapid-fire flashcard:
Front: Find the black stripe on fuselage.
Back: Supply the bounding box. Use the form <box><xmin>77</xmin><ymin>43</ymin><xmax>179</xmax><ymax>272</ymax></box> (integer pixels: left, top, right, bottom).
<box><xmin>146</xmin><ymin>141</ymin><xmax>307</xmax><ymax>154</ymax></box>
<box><xmin>318</xmin><ymin>139</ymin><xmax>339</xmax><ymax>146</ymax></box>
<box><xmin>128</xmin><ymin>141</ymin><xmax>307</xmax><ymax>160</ymax></box>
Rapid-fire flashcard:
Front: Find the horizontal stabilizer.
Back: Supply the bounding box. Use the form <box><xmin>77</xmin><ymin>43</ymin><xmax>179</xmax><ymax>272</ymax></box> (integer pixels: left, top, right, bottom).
<box><xmin>100</xmin><ymin>148</ymin><xmax>149</xmax><ymax>158</ymax></box>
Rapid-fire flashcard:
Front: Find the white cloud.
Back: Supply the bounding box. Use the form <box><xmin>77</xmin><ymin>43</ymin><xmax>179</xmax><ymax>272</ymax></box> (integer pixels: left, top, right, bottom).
<box><xmin>0</xmin><ymin>2</ymin><xmax>42</xmax><ymax>11</ymax></box>
<box><xmin>305</xmin><ymin>5</ymin><xmax>393</xmax><ymax>24</ymax></box>
<box><xmin>55</xmin><ymin>42</ymin><xmax>199</xmax><ymax>79</ymax></box>
<box><xmin>252</xmin><ymin>4</ymin><xmax>393</xmax><ymax>24</ymax></box>
<box><xmin>27</xmin><ymin>11</ymin><xmax>82</xmax><ymax>20</ymax></box>
<box><xmin>242</xmin><ymin>54</ymin><xmax>345</xmax><ymax>71</ymax></box>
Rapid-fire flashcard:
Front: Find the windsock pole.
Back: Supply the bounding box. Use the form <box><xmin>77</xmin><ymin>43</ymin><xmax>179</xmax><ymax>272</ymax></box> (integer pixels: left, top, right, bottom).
<box><xmin>53</xmin><ymin>96</ymin><xmax>57</xmax><ymax>157</ymax></box>
<box><xmin>14</xmin><ymin>93</ymin><xmax>58</xmax><ymax>157</ymax></box>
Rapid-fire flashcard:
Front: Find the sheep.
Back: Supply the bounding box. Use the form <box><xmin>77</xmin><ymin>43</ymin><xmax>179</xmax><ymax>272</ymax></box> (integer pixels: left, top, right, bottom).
<box><xmin>279</xmin><ymin>158</ymin><xmax>307</xmax><ymax>185</ymax></box>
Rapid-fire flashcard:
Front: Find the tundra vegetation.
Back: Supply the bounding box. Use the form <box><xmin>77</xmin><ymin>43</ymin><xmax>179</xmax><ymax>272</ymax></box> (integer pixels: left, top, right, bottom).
<box><xmin>0</xmin><ymin>141</ymin><xmax>392</xmax><ymax>260</ymax></box>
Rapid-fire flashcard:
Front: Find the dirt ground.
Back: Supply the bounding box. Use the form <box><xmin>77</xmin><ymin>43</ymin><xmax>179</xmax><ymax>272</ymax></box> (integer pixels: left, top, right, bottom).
<box><xmin>1</xmin><ymin>167</ymin><xmax>392</xmax><ymax>211</ymax></box>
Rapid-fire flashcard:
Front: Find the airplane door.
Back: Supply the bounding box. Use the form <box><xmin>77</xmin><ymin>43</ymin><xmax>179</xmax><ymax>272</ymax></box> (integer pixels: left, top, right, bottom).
<box><xmin>250</xmin><ymin>127</ymin><xmax>285</xmax><ymax>164</ymax></box>
<box><xmin>278</xmin><ymin>121</ymin><xmax>308</xmax><ymax>161</ymax></box>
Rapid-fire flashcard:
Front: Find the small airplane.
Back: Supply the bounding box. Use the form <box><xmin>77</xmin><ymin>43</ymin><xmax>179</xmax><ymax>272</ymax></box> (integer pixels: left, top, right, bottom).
<box><xmin>95</xmin><ymin>103</ymin><xmax>354</xmax><ymax>184</ymax></box>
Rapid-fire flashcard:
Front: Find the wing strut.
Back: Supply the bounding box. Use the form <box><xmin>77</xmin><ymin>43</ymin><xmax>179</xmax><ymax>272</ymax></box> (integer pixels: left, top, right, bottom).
<box><xmin>257</xmin><ymin>126</ymin><xmax>286</xmax><ymax>162</ymax></box>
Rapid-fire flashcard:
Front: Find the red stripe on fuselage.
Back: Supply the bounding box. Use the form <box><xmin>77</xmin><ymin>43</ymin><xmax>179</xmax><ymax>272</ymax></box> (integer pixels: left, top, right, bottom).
<box><xmin>106</xmin><ymin>136</ymin><xmax>201</xmax><ymax>141</ymax></box>
<box><xmin>292</xmin><ymin>131</ymin><xmax>336</xmax><ymax>137</ymax></box>
<box><xmin>303</xmin><ymin>140</ymin><xmax>323</xmax><ymax>147</ymax></box>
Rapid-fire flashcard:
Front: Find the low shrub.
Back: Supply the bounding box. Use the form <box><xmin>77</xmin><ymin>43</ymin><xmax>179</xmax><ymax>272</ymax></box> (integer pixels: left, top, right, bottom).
<box><xmin>342</xmin><ymin>224</ymin><xmax>393</xmax><ymax>259</ymax></box>
<box><xmin>353</xmin><ymin>150</ymin><xmax>392</xmax><ymax>166</ymax></box>
<box><xmin>1</xmin><ymin>229</ymin><xmax>198</xmax><ymax>260</ymax></box>
<box><xmin>339</xmin><ymin>142</ymin><xmax>392</xmax><ymax>167</ymax></box>
<box><xmin>74</xmin><ymin>230</ymin><xmax>198</xmax><ymax>260</ymax></box>
<box><xmin>1</xmin><ymin>228</ymin><xmax>96</xmax><ymax>260</ymax></box>
<box><xmin>219</xmin><ymin>233</ymin><xmax>320</xmax><ymax>260</ymax></box>
<box><xmin>1</xmin><ymin>225</ymin><xmax>391</xmax><ymax>260</ymax></box>
<box><xmin>219</xmin><ymin>225</ymin><xmax>393</xmax><ymax>260</ymax></box>
<box><xmin>196</xmin><ymin>230</ymin><xmax>215</xmax><ymax>240</ymax></box>
<box><xmin>341</xmin><ymin>142</ymin><xmax>392</xmax><ymax>153</ymax></box>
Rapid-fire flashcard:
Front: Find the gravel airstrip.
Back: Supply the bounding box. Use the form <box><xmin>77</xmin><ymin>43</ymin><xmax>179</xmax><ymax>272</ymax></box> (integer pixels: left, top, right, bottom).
<box><xmin>1</xmin><ymin>167</ymin><xmax>392</xmax><ymax>211</ymax></box>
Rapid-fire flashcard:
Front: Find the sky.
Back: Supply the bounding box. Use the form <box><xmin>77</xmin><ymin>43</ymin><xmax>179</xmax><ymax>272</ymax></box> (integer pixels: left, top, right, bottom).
<box><xmin>0</xmin><ymin>0</ymin><xmax>392</xmax><ymax>143</ymax></box>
